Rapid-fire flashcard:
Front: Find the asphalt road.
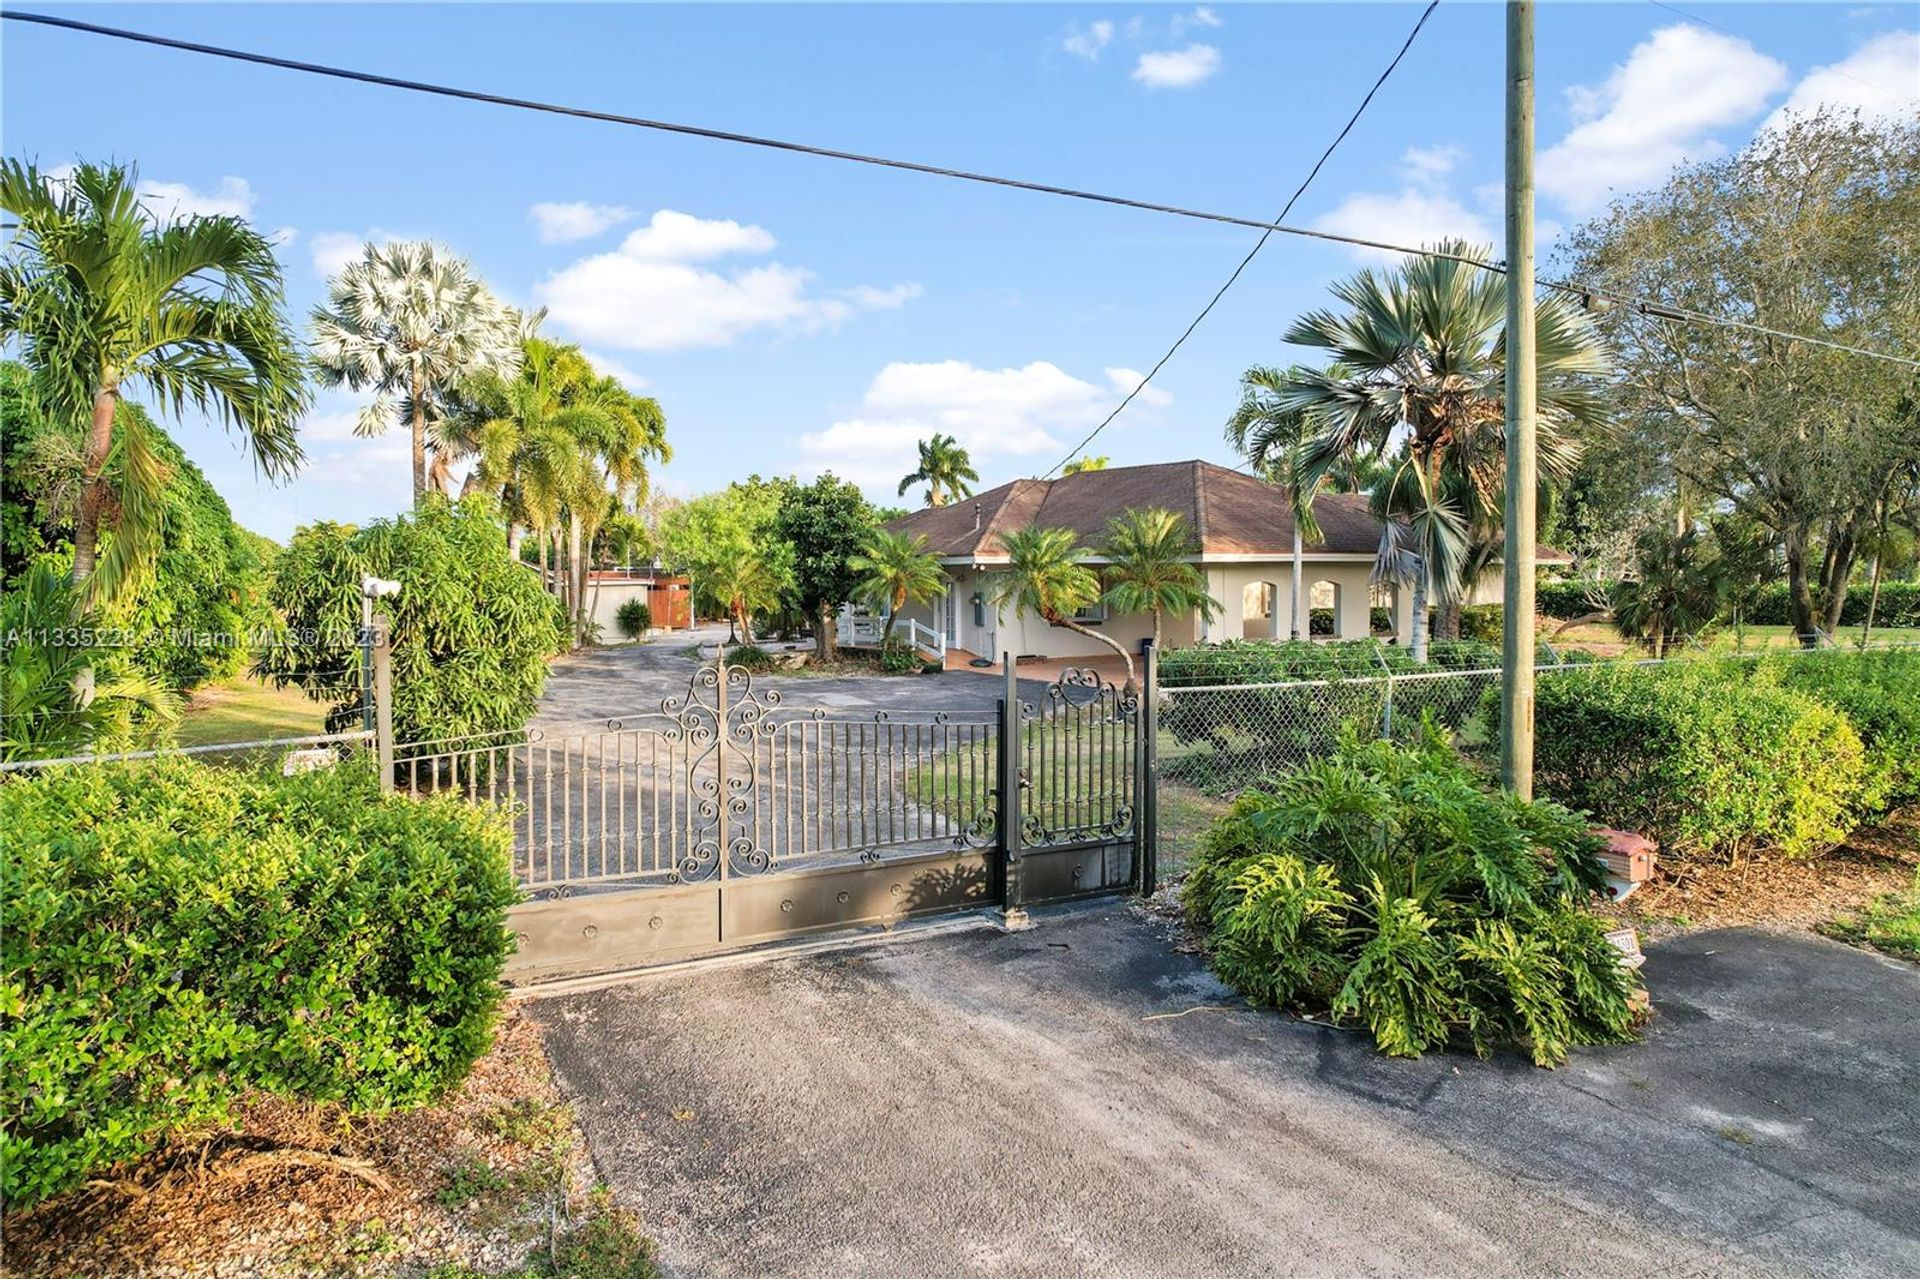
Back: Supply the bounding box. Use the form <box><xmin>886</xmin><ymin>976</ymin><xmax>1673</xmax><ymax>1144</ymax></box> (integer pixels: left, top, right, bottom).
<box><xmin>532</xmin><ymin>909</ymin><xmax>1920</xmax><ymax>1278</ymax></box>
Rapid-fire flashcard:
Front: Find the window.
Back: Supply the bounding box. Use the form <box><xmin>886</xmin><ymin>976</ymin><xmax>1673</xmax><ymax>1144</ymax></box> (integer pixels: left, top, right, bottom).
<box><xmin>1069</xmin><ymin>600</ymin><xmax>1107</xmax><ymax>625</ymax></box>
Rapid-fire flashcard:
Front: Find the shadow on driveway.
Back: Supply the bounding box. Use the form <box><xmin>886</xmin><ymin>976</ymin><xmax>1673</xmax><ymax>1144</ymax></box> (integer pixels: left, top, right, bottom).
<box><xmin>533</xmin><ymin>906</ymin><xmax>1918</xmax><ymax>1278</ymax></box>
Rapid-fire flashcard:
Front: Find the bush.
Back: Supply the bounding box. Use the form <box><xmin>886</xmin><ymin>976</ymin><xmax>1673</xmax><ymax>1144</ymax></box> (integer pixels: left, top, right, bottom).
<box><xmin>1744</xmin><ymin>581</ymin><xmax>1920</xmax><ymax>628</ymax></box>
<box><xmin>256</xmin><ymin>497</ymin><xmax>566</xmax><ymax>744</ymax></box>
<box><xmin>1762</xmin><ymin>648</ymin><xmax>1920</xmax><ymax>811</ymax></box>
<box><xmin>726</xmin><ymin>642</ymin><xmax>777</xmax><ymax>672</ymax></box>
<box><xmin>1524</xmin><ymin>661</ymin><xmax>1866</xmax><ymax>858</ymax></box>
<box><xmin>880</xmin><ymin>635</ymin><xmax>922</xmax><ymax>674</ymax></box>
<box><xmin>1459</xmin><ymin>604</ymin><xmax>1503</xmax><ymax>645</ymax></box>
<box><xmin>615</xmin><ymin>598</ymin><xmax>652</xmax><ymax>640</ymax></box>
<box><xmin>0</xmin><ymin>757</ymin><xmax>519</xmax><ymax>1208</ymax></box>
<box><xmin>1537</xmin><ymin>579</ymin><xmax>1618</xmax><ymax>621</ymax></box>
<box><xmin>1182</xmin><ymin>732</ymin><xmax>1639</xmax><ymax>1066</ymax></box>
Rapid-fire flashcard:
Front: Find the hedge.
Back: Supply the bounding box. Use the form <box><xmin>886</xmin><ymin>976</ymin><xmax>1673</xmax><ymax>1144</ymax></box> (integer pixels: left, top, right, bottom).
<box><xmin>1760</xmin><ymin>648</ymin><xmax>1920</xmax><ymax>812</ymax></box>
<box><xmin>1534</xmin><ymin>579</ymin><xmax>1920</xmax><ymax>628</ymax></box>
<box><xmin>1523</xmin><ymin>661</ymin><xmax>1867</xmax><ymax>858</ymax></box>
<box><xmin>0</xmin><ymin>757</ymin><xmax>519</xmax><ymax>1209</ymax></box>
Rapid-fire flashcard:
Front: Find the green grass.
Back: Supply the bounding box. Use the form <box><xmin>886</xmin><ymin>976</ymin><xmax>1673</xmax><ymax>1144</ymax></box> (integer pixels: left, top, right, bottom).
<box><xmin>1820</xmin><ymin>869</ymin><xmax>1920</xmax><ymax>963</ymax></box>
<box><xmin>1547</xmin><ymin>622</ymin><xmax>1920</xmax><ymax>655</ymax></box>
<box><xmin>175</xmin><ymin>675</ymin><xmax>326</xmax><ymax>747</ymax></box>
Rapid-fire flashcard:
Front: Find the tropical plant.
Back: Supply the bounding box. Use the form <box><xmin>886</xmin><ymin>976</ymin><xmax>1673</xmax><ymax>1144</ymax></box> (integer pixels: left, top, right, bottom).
<box><xmin>896</xmin><ymin>433</ymin><xmax>979</xmax><ymax>508</ymax></box>
<box><xmin>1182</xmin><ymin>730</ymin><xmax>1639</xmax><ymax>1066</ymax></box>
<box><xmin>309</xmin><ymin>240</ymin><xmax>523</xmax><ymax>504</ymax></box>
<box><xmin>1062</xmin><ymin>454</ymin><xmax>1108</xmax><ymax>475</ymax></box>
<box><xmin>614</xmin><ymin>598</ymin><xmax>652</xmax><ymax>640</ymax></box>
<box><xmin>774</xmin><ymin>475</ymin><xmax>875</xmax><ymax>658</ymax></box>
<box><xmin>0</xmin><ymin>159</ymin><xmax>307</xmax><ymax>611</ymax></box>
<box><xmin>1613</xmin><ymin>522</ymin><xmax>1729</xmax><ymax>657</ymax></box>
<box><xmin>1099</xmin><ymin>506</ymin><xmax>1218</xmax><ymax>648</ymax></box>
<box><xmin>989</xmin><ymin>526</ymin><xmax>1134</xmax><ymax>686</ymax></box>
<box><xmin>1226</xmin><ymin>365</ymin><xmax>1324</xmax><ymax>640</ymax></box>
<box><xmin>1275</xmin><ymin>241</ymin><xmax>1609</xmax><ymax>659</ymax></box>
<box><xmin>850</xmin><ymin>528</ymin><xmax>946</xmax><ymax>642</ymax></box>
<box><xmin>707</xmin><ymin>546</ymin><xmax>783</xmax><ymax>644</ymax></box>
<box><xmin>658</xmin><ymin>477</ymin><xmax>795</xmax><ymax>626</ymax></box>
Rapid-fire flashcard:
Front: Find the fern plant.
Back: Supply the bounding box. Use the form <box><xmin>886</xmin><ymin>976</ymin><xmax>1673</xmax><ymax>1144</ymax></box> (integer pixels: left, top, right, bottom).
<box><xmin>1183</xmin><ymin>727</ymin><xmax>1640</xmax><ymax>1066</ymax></box>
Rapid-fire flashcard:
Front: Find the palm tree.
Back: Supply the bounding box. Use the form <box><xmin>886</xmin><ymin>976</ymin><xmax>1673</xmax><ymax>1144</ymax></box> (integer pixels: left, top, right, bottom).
<box><xmin>850</xmin><ymin>528</ymin><xmax>946</xmax><ymax>642</ymax></box>
<box><xmin>0</xmin><ymin>160</ymin><xmax>307</xmax><ymax>606</ymax></box>
<box><xmin>1226</xmin><ymin>364</ymin><xmax>1326</xmax><ymax>641</ymax></box>
<box><xmin>897</xmin><ymin>433</ymin><xmax>979</xmax><ymax>508</ymax></box>
<box><xmin>1276</xmin><ymin>241</ymin><xmax>1608</xmax><ymax>659</ymax></box>
<box><xmin>1100</xmin><ymin>507</ymin><xmax>1218</xmax><ymax>648</ymax></box>
<box><xmin>1614</xmin><ymin>523</ymin><xmax>1728</xmax><ymax>658</ymax></box>
<box><xmin>708</xmin><ymin>546</ymin><xmax>781</xmax><ymax>644</ymax></box>
<box><xmin>309</xmin><ymin>240</ymin><xmax>523</xmax><ymax>505</ymax></box>
<box><xmin>989</xmin><ymin>526</ymin><xmax>1135</xmax><ymax>687</ymax></box>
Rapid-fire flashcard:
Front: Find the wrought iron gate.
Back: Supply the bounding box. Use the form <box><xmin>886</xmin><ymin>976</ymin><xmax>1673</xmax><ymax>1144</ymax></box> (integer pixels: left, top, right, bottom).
<box><xmin>395</xmin><ymin>656</ymin><xmax>1150</xmax><ymax>982</ymax></box>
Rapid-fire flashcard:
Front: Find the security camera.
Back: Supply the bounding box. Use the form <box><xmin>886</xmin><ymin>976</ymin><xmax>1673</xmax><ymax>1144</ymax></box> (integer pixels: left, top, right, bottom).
<box><xmin>361</xmin><ymin>575</ymin><xmax>402</xmax><ymax>599</ymax></box>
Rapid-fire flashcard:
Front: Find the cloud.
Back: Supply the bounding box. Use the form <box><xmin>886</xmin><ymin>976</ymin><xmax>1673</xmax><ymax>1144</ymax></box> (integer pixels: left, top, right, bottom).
<box><xmin>582</xmin><ymin>351</ymin><xmax>651</xmax><ymax>391</ymax></box>
<box><xmin>537</xmin><ymin>210</ymin><xmax>914</xmax><ymax>351</ymax></box>
<box><xmin>1105</xmin><ymin>367</ymin><xmax>1173</xmax><ymax>408</ymax></box>
<box><xmin>134</xmin><ymin>175</ymin><xmax>255</xmax><ymax>222</ymax></box>
<box><xmin>309</xmin><ymin>229</ymin><xmax>398</xmax><ymax>278</ymax></box>
<box><xmin>1764</xmin><ymin>30</ymin><xmax>1920</xmax><ymax>132</ymax></box>
<box><xmin>1399</xmin><ymin>144</ymin><xmax>1466</xmax><ymax>187</ymax></box>
<box><xmin>1313</xmin><ymin>147</ymin><xmax>1496</xmax><ymax>262</ymax></box>
<box><xmin>1063</xmin><ymin>19</ymin><xmax>1114</xmax><ymax>60</ymax></box>
<box><xmin>1132</xmin><ymin>44</ymin><xmax>1222</xmax><ymax>89</ymax></box>
<box><xmin>1171</xmin><ymin>7</ymin><xmax>1224</xmax><ymax>36</ymax></box>
<box><xmin>797</xmin><ymin>360</ymin><xmax>1126</xmax><ymax>491</ymax></box>
<box><xmin>530</xmin><ymin>201</ymin><xmax>636</xmax><ymax>244</ymax></box>
<box><xmin>1539</xmin><ymin>25</ymin><xmax>1789</xmax><ymax>213</ymax></box>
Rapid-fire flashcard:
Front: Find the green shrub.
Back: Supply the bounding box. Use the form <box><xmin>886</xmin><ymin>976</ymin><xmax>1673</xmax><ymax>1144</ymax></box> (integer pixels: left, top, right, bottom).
<box><xmin>726</xmin><ymin>642</ymin><xmax>777</xmax><ymax>672</ymax></box>
<box><xmin>1524</xmin><ymin>661</ymin><xmax>1866</xmax><ymax>858</ymax></box>
<box><xmin>1182</xmin><ymin>731</ymin><xmax>1639</xmax><ymax>1066</ymax></box>
<box><xmin>614</xmin><ymin>599</ymin><xmax>652</xmax><ymax>640</ymax></box>
<box><xmin>1744</xmin><ymin>581</ymin><xmax>1920</xmax><ymax>628</ymax></box>
<box><xmin>256</xmin><ymin>497</ymin><xmax>566</xmax><ymax>744</ymax></box>
<box><xmin>0</xmin><ymin>757</ymin><xmax>519</xmax><ymax>1208</ymax></box>
<box><xmin>1761</xmin><ymin>648</ymin><xmax>1920</xmax><ymax>811</ymax></box>
<box><xmin>879</xmin><ymin>636</ymin><xmax>922</xmax><ymax>673</ymax></box>
<box><xmin>1459</xmin><ymin>604</ymin><xmax>1503</xmax><ymax>645</ymax></box>
<box><xmin>1537</xmin><ymin>579</ymin><xmax>1619</xmax><ymax>621</ymax></box>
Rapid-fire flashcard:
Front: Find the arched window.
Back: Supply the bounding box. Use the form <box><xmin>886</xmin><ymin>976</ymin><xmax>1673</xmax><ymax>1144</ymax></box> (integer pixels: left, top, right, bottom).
<box><xmin>1242</xmin><ymin>580</ymin><xmax>1277</xmax><ymax>639</ymax></box>
<box><xmin>1308</xmin><ymin>579</ymin><xmax>1343</xmax><ymax>638</ymax></box>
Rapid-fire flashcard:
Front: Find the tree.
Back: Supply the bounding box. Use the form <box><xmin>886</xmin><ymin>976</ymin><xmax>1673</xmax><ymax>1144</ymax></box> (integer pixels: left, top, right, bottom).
<box><xmin>989</xmin><ymin>526</ymin><xmax>1135</xmax><ymax>687</ymax></box>
<box><xmin>1613</xmin><ymin>523</ymin><xmax>1729</xmax><ymax>658</ymax></box>
<box><xmin>707</xmin><ymin>546</ymin><xmax>781</xmax><ymax>644</ymax></box>
<box><xmin>1062</xmin><ymin>454</ymin><xmax>1108</xmax><ymax>475</ymax></box>
<box><xmin>774</xmin><ymin>474</ymin><xmax>875</xmax><ymax>659</ymax></box>
<box><xmin>1226</xmin><ymin>364</ymin><xmax>1326</xmax><ymax>640</ymax></box>
<box><xmin>897</xmin><ymin>434</ymin><xmax>979</xmax><ymax>507</ymax></box>
<box><xmin>1278</xmin><ymin>240</ymin><xmax>1609</xmax><ymax>659</ymax></box>
<box><xmin>309</xmin><ymin>241</ymin><xmax>523</xmax><ymax>505</ymax></box>
<box><xmin>0</xmin><ymin>160</ymin><xmax>307</xmax><ymax>608</ymax></box>
<box><xmin>850</xmin><ymin>528</ymin><xmax>946</xmax><ymax>642</ymax></box>
<box><xmin>658</xmin><ymin>478</ymin><xmax>795</xmax><ymax>626</ymax></box>
<box><xmin>1099</xmin><ymin>507</ymin><xmax>1218</xmax><ymax>648</ymax></box>
<box><xmin>1562</xmin><ymin>113</ymin><xmax>1920</xmax><ymax>645</ymax></box>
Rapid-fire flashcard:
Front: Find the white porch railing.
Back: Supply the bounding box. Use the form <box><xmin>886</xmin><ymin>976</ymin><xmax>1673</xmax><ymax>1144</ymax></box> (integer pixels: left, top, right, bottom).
<box><xmin>836</xmin><ymin>607</ymin><xmax>947</xmax><ymax>659</ymax></box>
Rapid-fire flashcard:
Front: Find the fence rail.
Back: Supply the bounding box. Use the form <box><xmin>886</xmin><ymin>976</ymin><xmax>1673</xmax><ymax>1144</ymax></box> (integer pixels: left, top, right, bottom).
<box><xmin>835</xmin><ymin>611</ymin><xmax>948</xmax><ymax>660</ymax></box>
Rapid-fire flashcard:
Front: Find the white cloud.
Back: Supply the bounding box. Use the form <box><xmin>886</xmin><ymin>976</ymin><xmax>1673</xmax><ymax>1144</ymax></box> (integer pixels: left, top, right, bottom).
<box><xmin>1132</xmin><ymin>44</ymin><xmax>1222</xmax><ymax>89</ymax></box>
<box><xmin>1539</xmin><ymin>25</ymin><xmax>1789</xmax><ymax>213</ymax></box>
<box><xmin>1764</xmin><ymin>30</ymin><xmax>1920</xmax><ymax>132</ymax></box>
<box><xmin>618</xmin><ymin>209</ymin><xmax>776</xmax><ymax>261</ymax></box>
<box><xmin>1171</xmin><ymin>7</ymin><xmax>1224</xmax><ymax>36</ymax></box>
<box><xmin>309</xmin><ymin>229</ymin><xmax>395</xmax><ymax>279</ymax></box>
<box><xmin>582</xmin><ymin>351</ymin><xmax>651</xmax><ymax>391</ymax></box>
<box><xmin>135</xmin><ymin>175</ymin><xmax>255</xmax><ymax>223</ymax></box>
<box><xmin>1399</xmin><ymin>144</ymin><xmax>1466</xmax><ymax>187</ymax></box>
<box><xmin>530</xmin><ymin>201</ymin><xmax>636</xmax><ymax>244</ymax></box>
<box><xmin>1105</xmin><ymin>367</ymin><xmax>1173</xmax><ymax>408</ymax></box>
<box><xmin>1063</xmin><ymin>20</ymin><xmax>1114</xmax><ymax>60</ymax></box>
<box><xmin>1313</xmin><ymin>189</ymin><xmax>1496</xmax><ymax>263</ymax></box>
<box><xmin>537</xmin><ymin>210</ymin><xmax>913</xmax><ymax>351</ymax></box>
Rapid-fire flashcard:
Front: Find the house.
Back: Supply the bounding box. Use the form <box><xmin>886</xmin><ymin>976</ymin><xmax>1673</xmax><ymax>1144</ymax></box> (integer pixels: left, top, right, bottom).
<box><xmin>875</xmin><ymin>459</ymin><xmax>1564</xmax><ymax>660</ymax></box>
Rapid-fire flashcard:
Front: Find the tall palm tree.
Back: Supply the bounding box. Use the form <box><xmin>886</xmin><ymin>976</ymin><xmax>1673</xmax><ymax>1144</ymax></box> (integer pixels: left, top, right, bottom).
<box><xmin>897</xmin><ymin>433</ymin><xmax>979</xmax><ymax>508</ymax></box>
<box><xmin>310</xmin><ymin>240</ymin><xmax>523</xmax><ymax>505</ymax></box>
<box><xmin>1276</xmin><ymin>241</ymin><xmax>1608</xmax><ymax>659</ymax></box>
<box><xmin>1100</xmin><ymin>507</ymin><xmax>1218</xmax><ymax>648</ymax></box>
<box><xmin>1226</xmin><ymin>364</ymin><xmax>1326</xmax><ymax>641</ymax></box>
<box><xmin>850</xmin><ymin>528</ymin><xmax>946</xmax><ymax>641</ymax></box>
<box><xmin>0</xmin><ymin>159</ymin><xmax>307</xmax><ymax>606</ymax></box>
<box><xmin>989</xmin><ymin>526</ymin><xmax>1134</xmax><ymax>687</ymax></box>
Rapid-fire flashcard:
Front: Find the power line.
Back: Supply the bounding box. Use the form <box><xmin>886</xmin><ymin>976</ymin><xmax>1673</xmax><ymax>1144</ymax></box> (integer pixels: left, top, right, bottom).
<box><xmin>6</xmin><ymin>8</ymin><xmax>1917</xmax><ymax>372</ymax></box>
<box><xmin>1041</xmin><ymin>0</ymin><xmax>1443</xmax><ymax>479</ymax></box>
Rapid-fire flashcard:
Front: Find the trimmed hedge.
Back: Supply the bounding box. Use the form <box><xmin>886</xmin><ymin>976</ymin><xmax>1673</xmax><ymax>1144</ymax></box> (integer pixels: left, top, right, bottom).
<box><xmin>1760</xmin><ymin>648</ymin><xmax>1920</xmax><ymax>812</ymax></box>
<box><xmin>0</xmin><ymin>758</ymin><xmax>519</xmax><ymax>1209</ymax></box>
<box><xmin>1524</xmin><ymin>661</ymin><xmax>1867</xmax><ymax>858</ymax></box>
<box><xmin>1744</xmin><ymin>580</ymin><xmax>1920</xmax><ymax>628</ymax></box>
<box><xmin>1183</xmin><ymin>731</ymin><xmax>1639</xmax><ymax>1066</ymax></box>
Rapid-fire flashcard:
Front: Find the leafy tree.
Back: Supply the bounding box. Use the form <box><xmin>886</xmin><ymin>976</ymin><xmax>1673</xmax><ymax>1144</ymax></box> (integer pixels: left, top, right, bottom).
<box><xmin>707</xmin><ymin>547</ymin><xmax>782</xmax><ymax>644</ymax></box>
<box><xmin>1062</xmin><ymin>454</ymin><xmax>1108</xmax><ymax>475</ymax></box>
<box><xmin>897</xmin><ymin>433</ymin><xmax>979</xmax><ymax>508</ymax></box>
<box><xmin>1277</xmin><ymin>241</ymin><xmax>1609</xmax><ymax>659</ymax></box>
<box><xmin>1099</xmin><ymin>506</ymin><xmax>1218</xmax><ymax>648</ymax></box>
<box><xmin>658</xmin><ymin>477</ymin><xmax>795</xmax><ymax>625</ymax></box>
<box><xmin>0</xmin><ymin>159</ymin><xmax>307</xmax><ymax>611</ymax></box>
<box><xmin>774</xmin><ymin>474</ymin><xmax>875</xmax><ymax>658</ymax></box>
<box><xmin>989</xmin><ymin>526</ymin><xmax>1134</xmax><ymax>686</ymax></box>
<box><xmin>309</xmin><ymin>240</ymin><xmax>523</xmax><ymax>505</ymax></box>
<box><xmin>255</xmin><ymin>497</ymin><xmax>565</xmax><ymax>743</ymax></box>
<box><xmin>1561</xmin><ymin>112</ymin><xmax>1920</xmax><ymax>643</ymax></box>
<box><xmin>1613</xmin><ymin>523</ymin><xmax>1729</xmax><ymax>657</ymax></box>
<box><xmin>849</xmin><ymin>528</ymin><xmax>946</xmax><ymax>642</ymax></box>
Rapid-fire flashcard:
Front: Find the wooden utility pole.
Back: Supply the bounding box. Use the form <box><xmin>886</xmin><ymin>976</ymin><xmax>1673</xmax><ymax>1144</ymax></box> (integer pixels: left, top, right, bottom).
<box><xmin>1501</xmin><ymin>0</ymin><xmax>1538</xmax><ymax>798</ymax></box>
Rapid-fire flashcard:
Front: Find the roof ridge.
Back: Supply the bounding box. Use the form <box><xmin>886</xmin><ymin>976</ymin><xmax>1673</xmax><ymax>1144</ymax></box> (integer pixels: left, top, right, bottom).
<box><xmin>1191</xmin><ymin>458</ymin><xmax>1211</xmax><ymax>550</ymax></box>
<box><xmin>980</xmin><ymin>476</ymin><xmax>1049</xmax><ymax>552</ymax></box>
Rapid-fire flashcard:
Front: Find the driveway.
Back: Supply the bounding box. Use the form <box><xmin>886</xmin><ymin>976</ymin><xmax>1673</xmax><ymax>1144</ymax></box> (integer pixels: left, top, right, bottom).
<box><xmin>534</xmin><ymin>908</ymin><xmax>1920</xmax><ymax>1278</ymax></box>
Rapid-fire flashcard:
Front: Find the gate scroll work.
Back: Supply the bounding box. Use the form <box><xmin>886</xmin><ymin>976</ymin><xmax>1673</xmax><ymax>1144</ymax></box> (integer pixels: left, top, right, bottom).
<box><xmin>398</xmin><ymin>655</ymin><xmax>1153</xmax><ymax>982</ymax></box>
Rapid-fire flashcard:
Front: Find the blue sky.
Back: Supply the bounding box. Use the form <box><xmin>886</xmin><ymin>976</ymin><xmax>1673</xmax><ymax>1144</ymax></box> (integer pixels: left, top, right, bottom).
<box><xmin>5</xmin><ymin>2</ymin><xmax>1916</xmax><ymax>539</ymax></box>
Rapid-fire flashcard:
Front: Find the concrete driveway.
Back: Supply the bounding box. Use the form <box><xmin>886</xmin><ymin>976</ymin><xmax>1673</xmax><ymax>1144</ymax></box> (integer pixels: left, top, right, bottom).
<box><xmin>533</xmin><ymin>907</ymin><xmax>1920</xmax><ymax>1278</ymax></box>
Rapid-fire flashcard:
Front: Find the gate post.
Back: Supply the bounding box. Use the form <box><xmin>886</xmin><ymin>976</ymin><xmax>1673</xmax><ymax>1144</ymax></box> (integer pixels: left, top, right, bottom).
<box><xmin>998</xmin><ymin>653</ymin><xmax>1030</xmax><ymax>929</ymax></box>
<box><xmin>1138</xmin><ymin>637</ymin><xmax>1159</xmax><ymax>897</ymax></box>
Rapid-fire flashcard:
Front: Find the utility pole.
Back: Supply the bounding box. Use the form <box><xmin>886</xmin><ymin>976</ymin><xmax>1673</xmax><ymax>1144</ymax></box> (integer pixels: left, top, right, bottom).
<box><xmin>1501</xmin><ymin>0</ymin><xmax>1538</xmax><ymax>798</ymax></box>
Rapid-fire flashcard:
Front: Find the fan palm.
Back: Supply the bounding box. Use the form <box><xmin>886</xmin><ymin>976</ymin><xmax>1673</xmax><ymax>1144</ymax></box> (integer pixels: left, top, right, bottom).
<box><xmin>1614</xmin><ymin>523</ymin><xmax>1729</xmax><ymax>658</ymax></box>
<box><xmin>708</xmin><ymin>546</ymin><xmax>782</xmax><ymax>644</ymax></box>
<box><xmin>0</xmin><ymin>159</ymin><xmax>307</xmax><ymax>606</ymax></box>
<box><xmin>850</xmin><ymin>528</ymin><xmax>947</xmax><ymax>641</ymax></box>
<box><xmin>897</xmin><ymin>433</ymin><xmax>979</xmax><ymax>507</ymax></box>
<box><xmin>989</xmin><ymin>526</ymin><xmax>1135</xmax><ymax>686</ymax></box>
<box><xmin>1100</xmin><ymin>507</ymin><xmax>1218</xmax><ymax>648</ymax></box>
<box><xmin>310</xmin><ymin>240</ymin><xmax>523</xmax><ymax>504</ymax></box>
<box><xmin>1276</xmin><ymin>241</ymin><xmax>1608</xmax><ymax>659</ymax></box>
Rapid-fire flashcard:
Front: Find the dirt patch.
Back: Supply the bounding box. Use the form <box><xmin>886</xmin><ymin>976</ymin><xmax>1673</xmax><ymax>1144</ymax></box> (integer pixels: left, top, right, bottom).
<box><xmin>3</xmin><ymin>1011</ymin><xmax>644</xmax><ymax>1279</ymax></box>
<box><xmin>1599</xmin><ymin>808</ymin><xmax>1920</xmax><ymax>942</ymax></box>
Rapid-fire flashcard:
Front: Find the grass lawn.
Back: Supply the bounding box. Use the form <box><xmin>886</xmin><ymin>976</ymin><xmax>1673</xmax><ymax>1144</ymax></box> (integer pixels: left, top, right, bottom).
<box><xmin>176</xmin><ymin>675</ymin><xmax>327</xmax><ymax>747</ymax></box>
<box><xmin>1547</xmin><ymin>621</ymin><xmax>1920</xmax><ymax>657</ymax></box>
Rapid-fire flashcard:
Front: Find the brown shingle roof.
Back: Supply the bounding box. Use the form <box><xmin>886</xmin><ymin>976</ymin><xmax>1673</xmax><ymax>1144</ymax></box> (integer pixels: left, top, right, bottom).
<box><xmin>886</xmin><ymin>458</ymin><xmax>1572</xmax><ymax>563</ymax></box>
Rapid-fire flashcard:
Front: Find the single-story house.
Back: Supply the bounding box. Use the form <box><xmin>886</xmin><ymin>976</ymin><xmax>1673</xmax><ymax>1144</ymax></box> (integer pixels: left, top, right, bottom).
<box><xmin>874</xmin><ymin>459</ymin><xmax>1564</xmax><ymax>659</ymax></box>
